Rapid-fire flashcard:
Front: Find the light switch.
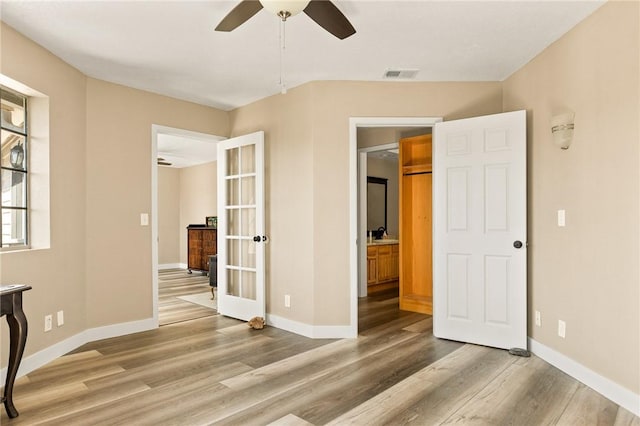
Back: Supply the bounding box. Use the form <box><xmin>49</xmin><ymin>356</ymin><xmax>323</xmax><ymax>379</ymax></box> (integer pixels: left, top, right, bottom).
<box><xmin>140</xmin><ymin>213</ymin><xmax>149</xmax><ymax>226</ymax></box>
<box><xmin>557</xmin><ymin>209</ymin><xmax>566</xmax><ymax>227</ymax></box>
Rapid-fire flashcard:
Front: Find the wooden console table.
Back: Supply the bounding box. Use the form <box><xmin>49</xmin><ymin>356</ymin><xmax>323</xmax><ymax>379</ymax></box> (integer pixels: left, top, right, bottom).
<box><xmin>0</xmin><ymin>284</ymin><xmax>31</xmax><ymax>418</ymax></box>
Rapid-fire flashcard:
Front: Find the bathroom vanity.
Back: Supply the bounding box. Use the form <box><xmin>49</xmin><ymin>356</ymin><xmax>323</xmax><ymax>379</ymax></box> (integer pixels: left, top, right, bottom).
<box><xmin>366</xmin><ymin>240</ymin><xmax>399</xmax><ymax>291</ymax></box>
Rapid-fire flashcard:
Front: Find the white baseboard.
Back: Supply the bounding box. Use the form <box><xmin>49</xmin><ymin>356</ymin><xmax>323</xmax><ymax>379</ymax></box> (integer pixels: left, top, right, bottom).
<box><xmin>266</xmin><ymin>314</ymin><xmax>356</xmax><ymax>339</ymax></box>
<box><xmin>158</xmin><ymin>263</ymin><xmax>187</xmax><ymax>270</ymax></box>
<box><xmin>529</xmin><ymin>338</ymin><xmax>639</xmax><ymax>417</ymax></box>
<box><xmin>0</xmin><ymin>317</ymin><xmax>157</xmax><ymax>384</ymax></box>
<box><xmin>83</xmin><ymin>317</ymin><xmax>157</xmax><ymax>342</ymax></box>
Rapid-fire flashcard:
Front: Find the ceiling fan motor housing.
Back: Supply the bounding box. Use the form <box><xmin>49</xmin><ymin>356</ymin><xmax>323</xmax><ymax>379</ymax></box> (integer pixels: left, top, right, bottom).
<box><xmin>216</xmin><ymin>0</ymin><xmax>356</xmax><ymax>40</ymax></box>
<box><xmin>259</xmin><ymin>0</ymin><xmax>310</xmax><ymax>17</ymax></box>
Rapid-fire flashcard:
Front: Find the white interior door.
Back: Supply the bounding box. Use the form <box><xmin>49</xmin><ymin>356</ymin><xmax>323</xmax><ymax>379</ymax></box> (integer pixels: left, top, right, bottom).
<box><xmin>217</xmin><ymin>131</ymin><xmax>265</xmax><ymax>322</ymax></box>
<box><xmin>433</xmin><ymin>110</ymin><xmax>527</xmax><ymax>350</ymax></box>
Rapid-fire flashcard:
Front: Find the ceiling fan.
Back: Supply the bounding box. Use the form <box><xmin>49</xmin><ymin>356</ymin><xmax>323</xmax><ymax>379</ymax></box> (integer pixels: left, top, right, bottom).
<box><xmin>215</xmin><ymin>0</ymin><xmax>356</xmax><ymax>40</ymax></box>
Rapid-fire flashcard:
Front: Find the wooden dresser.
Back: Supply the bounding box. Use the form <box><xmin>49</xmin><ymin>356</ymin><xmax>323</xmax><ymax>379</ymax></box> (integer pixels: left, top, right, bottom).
<box><xmin>187</xmin><ymin>226</ymin><xmax>217</xmax><ymax>273</ymax></box>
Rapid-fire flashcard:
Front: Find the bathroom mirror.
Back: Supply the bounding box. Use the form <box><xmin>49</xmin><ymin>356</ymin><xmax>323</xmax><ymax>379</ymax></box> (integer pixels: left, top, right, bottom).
<box><xmin>367</xmin><ymin>176</ymin><xmax>387</xmax><ymax>235</ymax></box>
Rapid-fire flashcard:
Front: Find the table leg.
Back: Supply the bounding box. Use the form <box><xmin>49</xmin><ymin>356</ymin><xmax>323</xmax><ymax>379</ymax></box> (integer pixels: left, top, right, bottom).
<box><xmin>4</xmin><ymin>294</ymin><xmax>28</xmax><ymax>419</ymax></box>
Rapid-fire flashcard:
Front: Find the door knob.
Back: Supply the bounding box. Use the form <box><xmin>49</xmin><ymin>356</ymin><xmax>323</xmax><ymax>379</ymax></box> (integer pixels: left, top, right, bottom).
<box><xmin>513</xmin><ymin>240</ymin><xmax>523</xmax><ymax>249</ymax></box>
<box><xmin>253</xmin><ymin>236</ymin><xmax>261</xmax><ymax>242</ymax></box>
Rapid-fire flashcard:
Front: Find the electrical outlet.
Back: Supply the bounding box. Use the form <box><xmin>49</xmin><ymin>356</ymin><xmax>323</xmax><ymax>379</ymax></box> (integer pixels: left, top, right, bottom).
<box><xmin>535</xmin><ymin>310</ymin><xmax>541</xmax><ymax>327</ymax></box>
<box><xmin>44</xmin><ymin>314</ymin><xmax>53</xmax><ymax>332</ymax></box>
<box><xmin>140</xmin><ymin>213</ymin><xmax>149</xmax><ymax>226</ymax></box>
<box><xmin>57</xmin><ymin>310</ymin><xmax>64</xmax><ymax>327</ymax></box>
<box><xmin>558</xmin><ymin>320</ymin><xmax>566</xmax><ymax>338</ymax></box>
<box><xmin>557</xmin><ymin>209</ymin><xmax>566</xmax><ymax>227</ymax></box>
<box><xmin>284</xmin><ymin>295</ymin><xmax>291</xmax><ymax>308</ymax></box>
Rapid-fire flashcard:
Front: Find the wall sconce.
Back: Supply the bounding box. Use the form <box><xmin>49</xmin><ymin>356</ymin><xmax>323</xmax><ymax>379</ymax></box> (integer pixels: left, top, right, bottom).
<box><xmin>10</xmin><ymin>142</ymin><xmax>24</xmax><ymax>169</ymax></box>
<box><xmin>551</xmin><ymin>111</ymin><xmax>575</xmax><ymax>150</ymax></box>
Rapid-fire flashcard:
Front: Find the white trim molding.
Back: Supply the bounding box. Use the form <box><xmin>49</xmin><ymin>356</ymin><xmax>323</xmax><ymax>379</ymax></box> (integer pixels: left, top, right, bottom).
<box><xmin>529</xmin><ymin>338</ymin><xmax>640</xmax><ymax>417</ymax></box>
<box><xmin>0</xmin><ymin>318</ymin><xmax>157</xmax><ymax>384</ymax></box>
<box><xmin>158</xmin><ymin>263</ymin><xmax>187</xmax><ymax>270</ymax></box>
<box><xmin>266</xmin><ymin>314</ymin><xmax>355</xmax><ymax>339</ymax></box>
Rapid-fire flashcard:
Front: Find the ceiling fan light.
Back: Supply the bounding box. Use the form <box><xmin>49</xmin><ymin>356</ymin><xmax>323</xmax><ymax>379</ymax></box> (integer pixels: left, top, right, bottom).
<box><xmin>260</xmin><ymin>0</ymin><xmax>310</xmax><ymax>18</ymax></box>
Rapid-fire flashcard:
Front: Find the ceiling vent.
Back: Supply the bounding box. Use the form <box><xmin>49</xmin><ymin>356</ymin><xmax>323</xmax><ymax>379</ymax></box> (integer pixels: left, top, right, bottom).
<box><xmin>383</xmin><ymin>69</ymin><xmax>419</xmax><ymax>80</ymax></box>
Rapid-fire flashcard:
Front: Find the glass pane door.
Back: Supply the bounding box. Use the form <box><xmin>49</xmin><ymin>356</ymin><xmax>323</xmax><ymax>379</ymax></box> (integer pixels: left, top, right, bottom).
<box><xmin>217</xmin><ymin>132</ymin><xmax>265</xmax><ymax>321</ymax></box>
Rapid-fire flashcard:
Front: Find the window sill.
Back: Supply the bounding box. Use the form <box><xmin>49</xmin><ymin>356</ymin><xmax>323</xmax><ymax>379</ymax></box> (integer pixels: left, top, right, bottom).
<box><xmin>0</xmin><ymin>245</ymin><xmax>31</xmax><ymax>253</ymax></box>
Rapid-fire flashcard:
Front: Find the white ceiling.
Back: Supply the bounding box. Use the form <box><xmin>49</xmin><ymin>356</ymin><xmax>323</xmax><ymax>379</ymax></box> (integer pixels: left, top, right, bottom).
<box><xmin>1</xmin><ymin>0</ymin><xmax>605</xmax><ymax>112</ymax></box>
<box><xmin>156</xmin><ymin>128</ymin><xmax>225</xmax><ymax>168</ymax></box>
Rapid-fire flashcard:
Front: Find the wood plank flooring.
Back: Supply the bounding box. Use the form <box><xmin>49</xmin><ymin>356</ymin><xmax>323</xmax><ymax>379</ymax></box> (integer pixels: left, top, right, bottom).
<box><xmin>158</xmin><ymin>269</ymin><xmax>215</xmax><ymax>326</ymax></box>
<box><xmin>1</xmin><ymin>273</ymin><xmax>637</xmax><ymax>425</ymax></box>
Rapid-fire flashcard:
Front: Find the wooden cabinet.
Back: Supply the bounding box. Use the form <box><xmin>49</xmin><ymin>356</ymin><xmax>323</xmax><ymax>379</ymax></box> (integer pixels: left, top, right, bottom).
<box><xmin>367</xmin><ymin>246</ymin><xmax>378</xmax><ymax>285</ymax></box>
<box><xmin>399</xmin><ymin>134</ymin><xmax>433</xmax><ymax>315</ymax></box>
<box><xmin>367</xmin><ymin>243</ymin><xmax>399</xmax><ymax>288</ymax></box>
<box><xmin>187</xmin><ymin>226</ymin><xmax>217</xmax><ymax>273</ymax></box>
<box><xmin>377</xmin><ymin>245</ymin><xmax>394</xmax><ymax>282</ymax></box>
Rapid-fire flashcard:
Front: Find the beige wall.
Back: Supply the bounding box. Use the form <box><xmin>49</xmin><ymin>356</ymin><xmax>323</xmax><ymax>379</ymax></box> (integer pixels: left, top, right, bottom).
<box><xmin>307</xmin><ymin>81</ymin><xmax>503</xmax><ymax>325</ymax></box>
<box><xmin>0</xmin><ymin>23</ymin><xmax>88</xmax><ymax>356</ymax></box>
<box><xmin>230</xmin><ymin>81</ymin><xmax>503</xmax><ymax>325</ymax></box>
<box><xmin>503</xmin><ymin>1</ymin><xmax>639</xmax><ymax>394</ymax></box>
<box><xmin>158</xmin><ymin>167</ymin><xmax>180</xmax><ymax>265</ymax></box>
<box><xmin>85</xmin><ymin>78</ymin><xmax>228</xmax><ymax>328</ymax></box>
<box><xmin>229</xmin><ymin>84</ymin><xmax>316</xmax><ymax>323</ymax></box>
<box><xmin>357</xmin><ymin>127</ymin><xmax>399</xmax><ymax>149</ymax></box>
<box><xmin>0</xmin><ymin>21</ymin><xmax>230</xmax><ymax>363</ymax></box>
<box><xmin>178</xmin><ymin>161</ymin><xmax>218</xmax><ymax>265</ymax></box>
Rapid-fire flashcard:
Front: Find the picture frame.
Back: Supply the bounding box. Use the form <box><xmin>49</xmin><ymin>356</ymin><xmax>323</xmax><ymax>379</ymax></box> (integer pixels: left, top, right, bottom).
<box><xmin>206</xmin><ymin>216</ymin><xmax>217</xmax><ymax>228</ymax></box>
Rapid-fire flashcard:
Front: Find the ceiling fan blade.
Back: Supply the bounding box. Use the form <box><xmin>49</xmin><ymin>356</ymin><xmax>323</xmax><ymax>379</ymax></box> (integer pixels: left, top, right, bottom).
<box><xmin>303</xmin><ymin>0</ymin><xmax>355</xmax><ymax>40</ymax></box>
<box><xmin>215</xmin><ymin>0</ymin><xmax>264</xmax><ymax>32</ymax></box>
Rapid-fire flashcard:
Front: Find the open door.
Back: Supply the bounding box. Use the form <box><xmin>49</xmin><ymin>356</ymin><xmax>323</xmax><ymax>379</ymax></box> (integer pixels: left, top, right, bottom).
<box><xmin>433</xmin><ymin>110</ymin><xmax>527</xmax><ymax>350</ymax></box>
<box><xmin>217</xmin><ymin>131</ymin><xmax>266</xmax><ymax>322</ymax></box>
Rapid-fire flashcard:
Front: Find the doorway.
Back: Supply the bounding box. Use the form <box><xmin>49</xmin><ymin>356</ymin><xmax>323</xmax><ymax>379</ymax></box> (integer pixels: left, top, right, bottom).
<box><xmin>349</xmin><ymin>117</ymin><xmax>442</xmax><ymax>336</ymax></box>
<box><xmin>151</xmin><ymin>124</ymin><xmax>225</xmax><ymax>326</ymax></box>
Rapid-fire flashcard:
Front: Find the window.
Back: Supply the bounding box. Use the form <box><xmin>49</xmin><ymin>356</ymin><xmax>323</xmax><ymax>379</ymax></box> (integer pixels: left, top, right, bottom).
<box><xmin>1</xmin><ymin>86</ymin><xmax>28</xmax><ymax>248</ymax></box>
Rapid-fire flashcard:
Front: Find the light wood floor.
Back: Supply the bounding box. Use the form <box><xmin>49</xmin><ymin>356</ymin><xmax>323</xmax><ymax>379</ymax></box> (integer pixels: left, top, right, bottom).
<box><xmin>2</xmin><ymin>271</ymin><xmax>637</xmax><ymax>425</ymax></box>
<box><xmin>158</xmin><ymin>269</ymin><xmax>216</xmax><ymax>326</ymax></box>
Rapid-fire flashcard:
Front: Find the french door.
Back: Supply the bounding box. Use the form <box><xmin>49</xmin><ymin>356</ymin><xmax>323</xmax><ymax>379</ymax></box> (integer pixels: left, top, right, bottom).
<box><xmin>433</xmin><ymin>110</ymin><xmax>527</xmax><ymax>350</ymax></box>
<box><xmin>217</xmin><ymin>131</ymin><xmax>266</xmax><ymax>321</ymax></box>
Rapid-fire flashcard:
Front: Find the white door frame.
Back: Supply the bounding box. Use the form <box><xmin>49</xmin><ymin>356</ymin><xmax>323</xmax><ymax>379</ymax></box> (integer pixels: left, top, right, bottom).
<box><xmin>349</xmin><ymin>117</ymin><xmax>442</xmax><ymax>337</ymax></box>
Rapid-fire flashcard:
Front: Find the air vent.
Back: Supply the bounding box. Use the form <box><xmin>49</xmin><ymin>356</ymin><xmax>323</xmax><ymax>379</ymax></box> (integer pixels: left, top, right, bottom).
<box><xmin>383</xmin><ymin>69</ymin><xmax>419</xmax><ymax>80</ymax></box>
